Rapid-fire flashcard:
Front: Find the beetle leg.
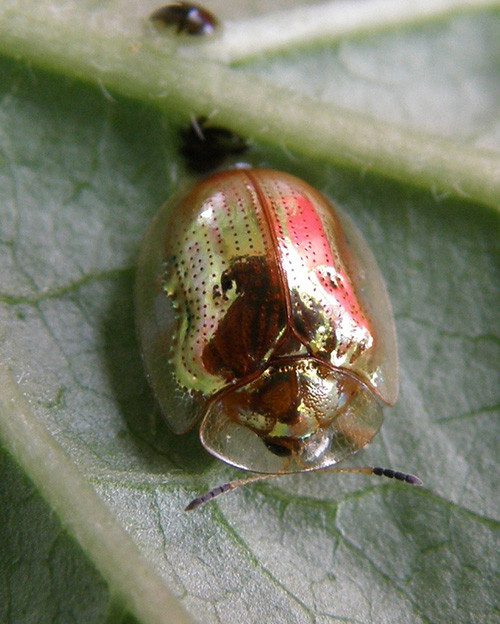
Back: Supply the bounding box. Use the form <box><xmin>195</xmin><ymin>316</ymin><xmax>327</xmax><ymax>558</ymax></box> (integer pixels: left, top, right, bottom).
<box><xmin>185</xmin><ymin>466</ymin><xmax>422</xmax><ymax>511</ymax></box>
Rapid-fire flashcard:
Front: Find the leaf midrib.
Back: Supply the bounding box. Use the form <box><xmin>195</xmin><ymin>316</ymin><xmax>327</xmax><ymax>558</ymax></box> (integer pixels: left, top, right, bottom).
<box><xmin>0</xmin><ymin>3</ymin><xmax>498</xmax><ymax>209</ymax></box>
<box><xmin>0</xmin><ymin>362</ymin><xmax>196</xmax><ymax>624</ymax></box>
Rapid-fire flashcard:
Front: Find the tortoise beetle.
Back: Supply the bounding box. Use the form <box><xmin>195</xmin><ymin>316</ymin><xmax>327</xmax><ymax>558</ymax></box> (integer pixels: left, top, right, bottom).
<box><xmin>135</xmin><ymin>169</ymin><xmax>421</xmax><ymax>509</ymax></box>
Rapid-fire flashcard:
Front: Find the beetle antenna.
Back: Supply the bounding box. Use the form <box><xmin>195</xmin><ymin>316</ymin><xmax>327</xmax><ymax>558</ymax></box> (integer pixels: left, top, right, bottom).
<box><xmin>185</xmin><ymin>466</ymin><xmax>422</xmax><ymax>511</ymax></box>
<box><xmin>185</xmin><ymin>473</ymin><xmax>276</xmax><ymax>511</ymax></box>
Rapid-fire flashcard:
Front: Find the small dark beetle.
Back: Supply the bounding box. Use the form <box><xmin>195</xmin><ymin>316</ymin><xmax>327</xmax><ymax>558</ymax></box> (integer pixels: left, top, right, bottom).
<box><xmin>150</xmin><ymin>3</ymin><xmax>218</xmax><ymax>36</ymax></box>
<box><xmin>181</xmin><ymin>117</ymin><xmax>248</xmax><ymax>172</ymax></box>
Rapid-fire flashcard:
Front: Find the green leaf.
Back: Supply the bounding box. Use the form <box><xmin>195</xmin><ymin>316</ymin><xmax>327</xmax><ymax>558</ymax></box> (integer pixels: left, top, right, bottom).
<box><xmin>0</xmin><ymin>1</ymin><xmax>498</xmax><ymax>207</ymax></box>
<box><xmin>0</xmin><ymin>2</ymin><xmax>498</xmax><ymax>624</ymax></box>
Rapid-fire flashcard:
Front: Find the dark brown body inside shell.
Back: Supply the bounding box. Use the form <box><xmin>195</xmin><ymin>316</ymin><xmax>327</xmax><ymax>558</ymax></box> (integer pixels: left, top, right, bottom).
<box><xmin>136</xmin><ymin>169</ymin><xmax>398</xmax><ymax>473</ymax></box>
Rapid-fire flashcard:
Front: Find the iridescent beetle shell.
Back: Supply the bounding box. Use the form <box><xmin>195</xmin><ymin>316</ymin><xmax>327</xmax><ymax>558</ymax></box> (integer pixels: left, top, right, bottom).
<box><xmin>136</xmin><ymin>169</ymin><xmax>398</xmax><ymax>474</ymax></box>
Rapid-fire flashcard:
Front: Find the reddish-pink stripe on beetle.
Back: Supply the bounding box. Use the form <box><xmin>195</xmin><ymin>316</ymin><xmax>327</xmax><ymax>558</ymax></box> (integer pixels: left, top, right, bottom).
<box><xmin>135</xmin><ymin>169</ymin><xmax>420</xmax><ymax>508</ymax></box>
